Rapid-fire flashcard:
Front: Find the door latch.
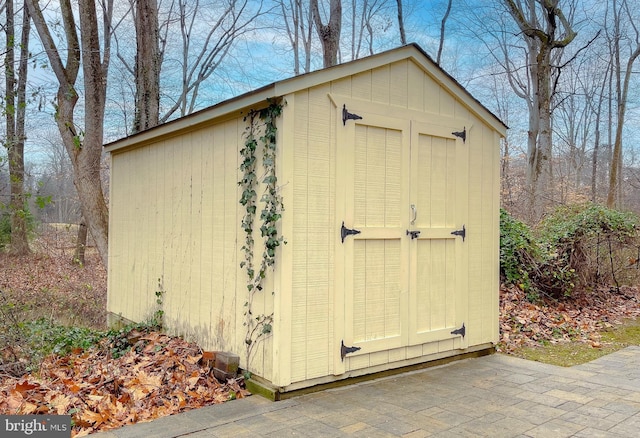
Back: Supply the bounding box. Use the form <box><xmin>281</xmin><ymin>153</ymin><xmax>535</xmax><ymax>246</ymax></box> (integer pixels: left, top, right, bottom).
<box><xmin>406</xmin><ymin>230</ymin><xmax>420</xmax><ymax>240</ymax></box>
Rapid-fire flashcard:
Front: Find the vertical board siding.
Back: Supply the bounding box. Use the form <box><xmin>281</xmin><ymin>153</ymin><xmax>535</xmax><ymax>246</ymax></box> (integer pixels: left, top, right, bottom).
<box><xmin>352</xmin><ymin>240</ymin><xmax>402</xmax><ymax>342</ymax></box>
<box><xmin>199</xmin><ymin>129</ymin><xmax>214</xmax><ymax>344</ymax></box>
<box><xmin>291</xmin><ymin>90</ymin><xmax>309</xmax><ymax>383</ymax></box>
<box><xmin>307</xmin><ymin>84</ymin><xmax>332</xmax><ymax>380</ymax></box>
<box><xmin>290</xmin><ymin>85</ymin><xmax>334</xmax><ymax>381</ymax></box>
<box><xmin>371</xmin><ymin>65</ymin><xmax>391</xmax><ymax>104</ymax></box>
<box><xmin>109</xmin><ymin>118</ymin><xmax>263</xmax><ymax>373</ymax></box>
<box><xmin>389</xmin><ymin>61</ymin><xmax>408</xmax><ymax>107</ymax></box>
<box><xmin>351</xmin><ymin>71</ymin><xmax>372</xmax><ymax>101</ymax></box>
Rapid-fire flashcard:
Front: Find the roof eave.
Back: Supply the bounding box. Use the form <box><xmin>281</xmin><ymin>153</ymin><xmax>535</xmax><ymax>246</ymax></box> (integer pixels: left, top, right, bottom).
<box><xmin>104</xmin><ymin>83</ymin><xmax>277</xmax><ymax>153</ymax></box>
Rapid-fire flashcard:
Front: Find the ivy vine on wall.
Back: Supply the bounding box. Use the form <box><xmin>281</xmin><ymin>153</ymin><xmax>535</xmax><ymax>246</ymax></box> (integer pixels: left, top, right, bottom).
<box><xmin>238</xmin><ymin>98</ymin><xmax>284</xmax><ymax>371</ymax></box>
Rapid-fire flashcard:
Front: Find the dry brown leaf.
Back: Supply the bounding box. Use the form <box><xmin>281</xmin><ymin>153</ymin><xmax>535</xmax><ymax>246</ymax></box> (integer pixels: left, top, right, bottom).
<box><xmin>12</xmin><ymin>380</ymin><xmax>39</xmax><ymax>394</ymax></box>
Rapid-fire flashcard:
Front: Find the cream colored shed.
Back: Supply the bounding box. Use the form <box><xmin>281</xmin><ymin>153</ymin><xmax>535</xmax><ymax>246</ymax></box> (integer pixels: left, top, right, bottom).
<box><xmin>105</xmin><ymin>44</ymin><xmax>507</xmax><ymax>396</ymax></box>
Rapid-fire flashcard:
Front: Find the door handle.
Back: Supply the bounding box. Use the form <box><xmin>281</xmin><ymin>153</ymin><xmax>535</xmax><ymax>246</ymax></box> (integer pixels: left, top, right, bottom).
<box><xmin>410</xmin><ymin>204</ymin><xmax>417</xmax><ymax>225</ymax></box>
<box><xmin>406</xmin><ymin>230</ymin><xmax>420</xmax><ymax>240</ymax></box>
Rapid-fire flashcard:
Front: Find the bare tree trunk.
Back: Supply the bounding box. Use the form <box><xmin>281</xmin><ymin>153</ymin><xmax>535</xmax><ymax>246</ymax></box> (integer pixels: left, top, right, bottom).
<box><xmin>396</xmin><ymin>0</ymin><xmax>406</xmax><ymax>45</ymax></box>
<box><xmin>72</xmin><ymin>219</ymin><xmax>87</xmax><ymax>265</ymax></box>
<box><xmin>4</xmin><ymin>0</ymin><xmax>31</xmax><ymax>255</ymax></box>
<box><xmin>311</xmin><ymin>0</ymin><xmax>342</xmax><ymax>68</ymax></box>
<box><xmin>27</xmin><ymin>0</ymin><xmax>112</xmax><ymax>268</ymax></box>
<box><xmin>533</xmin><ymin>53</ymin><xmax>554</xmax><ymax>210</ymax></box>
<box><xmin>279</xmin><ymin>0</ymin><xmax>301</xmax><ymax>75</ymax></box>
<box><xmin>133</xmin><ymin>0</ymin><xmax>160</xmax><ymax>132</ymax></box>
<box><xmin>607</xmin><ymin>54</ymin><xmax>639</xmax><ymax>207</ymax></box>
<box><xmin>437</xmin><ymin>0</ymin><xmax>452</xmax><ymax>65</ymax></box>
<box><xmin>591</xmin><ymin>64</ymin><xmax>608</xmax><ymax>202</ymax></box>
<box><xmin>277</xmin><ymin>0</ymin><xmax>312</xmax><ymax>74</ymax></box>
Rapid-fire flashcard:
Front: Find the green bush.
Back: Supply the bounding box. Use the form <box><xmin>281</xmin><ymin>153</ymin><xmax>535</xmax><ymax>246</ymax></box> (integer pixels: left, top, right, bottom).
<box><xmin>536</xmin><ymin>203</ymin><xmax>639</xmax><ymax>295</ymax></box>
<box><xmin>0</xmin><ymin>213</ymin><xmax>11</xmax><ymax>250</ymax></box>
<box><xmin>20</xmin><ymin>318</ymin><xmax>104</xmax><ymax>361</ymax></box>
<box><xmin>0</xmin><ymin>208</ymin><xmax>36</xmax><ymax>251</ymax></box>
<box><xmin>499</xmin><ymin>208</ymin><xmax>540</xmax><ymax>296</ymax></box>
<box><xmin>500</xmin><ymin>203</ymin><xmax>639</xmax><ymax>301</ymax></box>
<box><xmin>537</xmin><ymin>203</ymin><xmax>638</xmax><ymax>246</ymax></box>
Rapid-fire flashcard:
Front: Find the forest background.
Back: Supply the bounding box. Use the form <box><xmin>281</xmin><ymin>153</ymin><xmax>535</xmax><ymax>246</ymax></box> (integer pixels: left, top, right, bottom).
<box><xmin>2</xmin><ymin>0</ymin><xmax>640</xmax><ymax>247</ymax></box>
<box><xmin>1</xmin><ymin>0</ymin><xmax>640</xmax><ymax>325</ymax></box>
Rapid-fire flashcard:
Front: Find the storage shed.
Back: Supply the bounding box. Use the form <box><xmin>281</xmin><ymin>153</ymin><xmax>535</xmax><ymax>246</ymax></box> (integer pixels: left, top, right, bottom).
<box><xmin>105</xmin><ymin>43</ymin><xmax>507</xmax><ymax>396</ymax></box>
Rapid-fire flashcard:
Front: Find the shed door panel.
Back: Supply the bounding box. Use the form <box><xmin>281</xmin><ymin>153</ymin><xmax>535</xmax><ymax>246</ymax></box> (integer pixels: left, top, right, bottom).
<box><xmin>335</xmin><ymin>103</ymin><xmax>468</xmax><ymax>372</ymax></box>
<box><xmin>409</xmin><ymin>123</ymin><xmax>468</xmax><ymax>347</ymax></box>
<box><xmin>342</xmin><ymin>114</ymin><xmax>411</xmax><ymax>356</ymax></box>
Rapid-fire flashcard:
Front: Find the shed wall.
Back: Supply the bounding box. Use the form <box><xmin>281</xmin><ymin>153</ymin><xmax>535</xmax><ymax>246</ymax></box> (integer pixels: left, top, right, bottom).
<box><xmin>283</xmin><ymin>58</ymin><xmax>499</xmax><ymax>387</ymax></box>
<box><xmin>108</xmin><ymin>117</ymin><xmax>274</xmax><ymax>379</ymax></box>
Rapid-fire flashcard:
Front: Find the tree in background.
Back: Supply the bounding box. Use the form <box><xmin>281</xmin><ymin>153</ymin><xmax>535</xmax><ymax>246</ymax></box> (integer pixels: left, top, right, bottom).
<box><xmin>159</xmin><ymin>0</ymin><xmax>265</xmax><ymax>122</ymax></box>
<box><xmin>277</xmin><ymin>0</ymin><xmax>314</xmax><ymax>75</ymax></box>
<box><xmin>502</xmin><ymin>0</ymin><xmax>578</xmax><ymax>218</ymax></box>
<box><xmin>607</xmin><ymin>0</ymin><xmax>640</xmax><ymax>208</ymax></box>
<box><xmin>35</xmin><ymin>130</ymin><xmax>80</xmax><ymax>225</ymax></box>
<box><xmin>436</xmin><ymin>0</ymin><xmax>452</xmax><ymax>65</ymax></box>
<box><xmin>396</xmin><ymin>0</ymin><xmax>406</xmax><ymax>45</ymax></box>
<box><xmin>27</xmin><ymin>0</ymin><xmax>113</xmax><ymax>267</ymax></box>
<box><xmin>2</xmin><ymin>0</ymin><xmax>31</xmax><ymax>255</ymax></box>
<box><xmin>133</xmin><ymin>0</ymin><xmax>161</xmax><ymax>133</ymax></box>
<box><xmin>311</xmin><ymin>0</ymin><xmax>342</xmax><ymax>67</ymax></box>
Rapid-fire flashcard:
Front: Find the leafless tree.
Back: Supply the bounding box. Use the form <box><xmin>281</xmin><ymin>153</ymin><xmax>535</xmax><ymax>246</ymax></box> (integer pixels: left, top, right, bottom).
<box><xmin>277</xmin><ymin>0</ymin><xmax>313</xmax><ymax>75</ymax></box>
<box><xmin>2</xmin><ymin>0</ymin><xmax>31</xmax><ymax>255</ymax></box>
<box><xmin>35</xmin><ymin>131</ymin><xmax>80</xmax><ymax>225</ymax></box>
<box><xmin>396</xmin><ymin>0</ymin><xmax>406</xmax><ymax>45</ymax></box>
<box><xmin>436</xmin><ymin>0</ymin><xmax>452</xmax><ymax>65</ymax></box>
<box><xmin>27</xmin><ymin>0</ymin><xmax>113</xmax><ymax>267</ymax></box>
<box><xmin>160</xmin><ymin>0</ymin><xmax>265</xmax><ymax>121</ymax></box>
<box><xmin>607</xmin><ymin>0</ymin><xmax>640</xmax><ymax>208</ymax></box>
<box><xmin>502</xmin><ymin>0</ymin><xmax>578</xmax><ymax>217</ymax></box>
<box><xmin>348</xmin><ymin>0</ymin><xmax>393</xmax><ymax>59</ymax></box>
<box><xmin>553</xmin><ymin>58</ymin><xmax>603</xmax><ymax>200</ymax></box>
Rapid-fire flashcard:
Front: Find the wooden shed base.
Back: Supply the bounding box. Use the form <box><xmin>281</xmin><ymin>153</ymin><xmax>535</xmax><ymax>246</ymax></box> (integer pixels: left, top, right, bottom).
<box><xmin>245</xmin><ymin>344</ymin><xmax>496</xmax><ymax>401</ymax></box>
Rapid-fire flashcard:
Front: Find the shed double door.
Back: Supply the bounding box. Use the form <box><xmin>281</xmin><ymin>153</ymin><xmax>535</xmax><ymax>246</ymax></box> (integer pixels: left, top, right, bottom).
<box><xmin>335</xmin><ymin>102</ymin><xmax>468</xmax><ymax>373</ymax></box>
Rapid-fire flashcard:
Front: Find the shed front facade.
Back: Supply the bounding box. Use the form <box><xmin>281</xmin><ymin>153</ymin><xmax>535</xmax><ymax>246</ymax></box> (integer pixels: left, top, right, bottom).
<box><xmin>106</xmin><ymin>44</ymin><xmax>507</xmax><ymax>394</ymax></box>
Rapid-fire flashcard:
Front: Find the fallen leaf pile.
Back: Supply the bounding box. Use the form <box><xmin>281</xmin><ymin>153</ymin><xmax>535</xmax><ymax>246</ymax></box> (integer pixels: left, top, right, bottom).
<box><xmin>0</xmin><ymin>331</ymin><xmax>249</xmax><ymax>436</ymax></box>
<box><xmin>0</xmin><ymin>225</ymin><xmax>107</xmax><ymax>328</ymax></box>
<box><xmin>499</xmin><ymin>284</ymin><xmax>640</xmax><ymax>353</ymax></box>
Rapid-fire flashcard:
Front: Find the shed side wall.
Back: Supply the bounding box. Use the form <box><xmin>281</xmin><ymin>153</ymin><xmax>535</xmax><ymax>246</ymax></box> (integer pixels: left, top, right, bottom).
<box><xmin>108</xmin><ymin>116</ymin><xmax>273</xmax><ymax>379</ymax></box>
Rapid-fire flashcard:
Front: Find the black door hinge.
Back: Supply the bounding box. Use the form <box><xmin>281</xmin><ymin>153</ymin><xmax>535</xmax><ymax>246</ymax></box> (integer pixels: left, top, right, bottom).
<box><xmin>451</xmin><ymin>323</ymin><xmax>466</xmax><ymax>338</ymax></box>
<box><xmin>342</xmin><ymin>104</ymin><xmax>363</xmax><ymax>125</ymax></box>
<box><xmin>451</xmin><ymin>225</ymin><xmax>466</xmax><ymax>241</ymax></box>
<box><xmin>452</xmin><ymin>127</ymin><xmax>466</xmax><ymax>143</ymax></box>
<box><xmin>341</xmin><ymin>340</ymin><xmax>361</xmax><ymax>361</ymax></box>
<box><xmin>341</xmin><ymin>221</ymin><xmax>361</xmax><ymax>243</ymax></box>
